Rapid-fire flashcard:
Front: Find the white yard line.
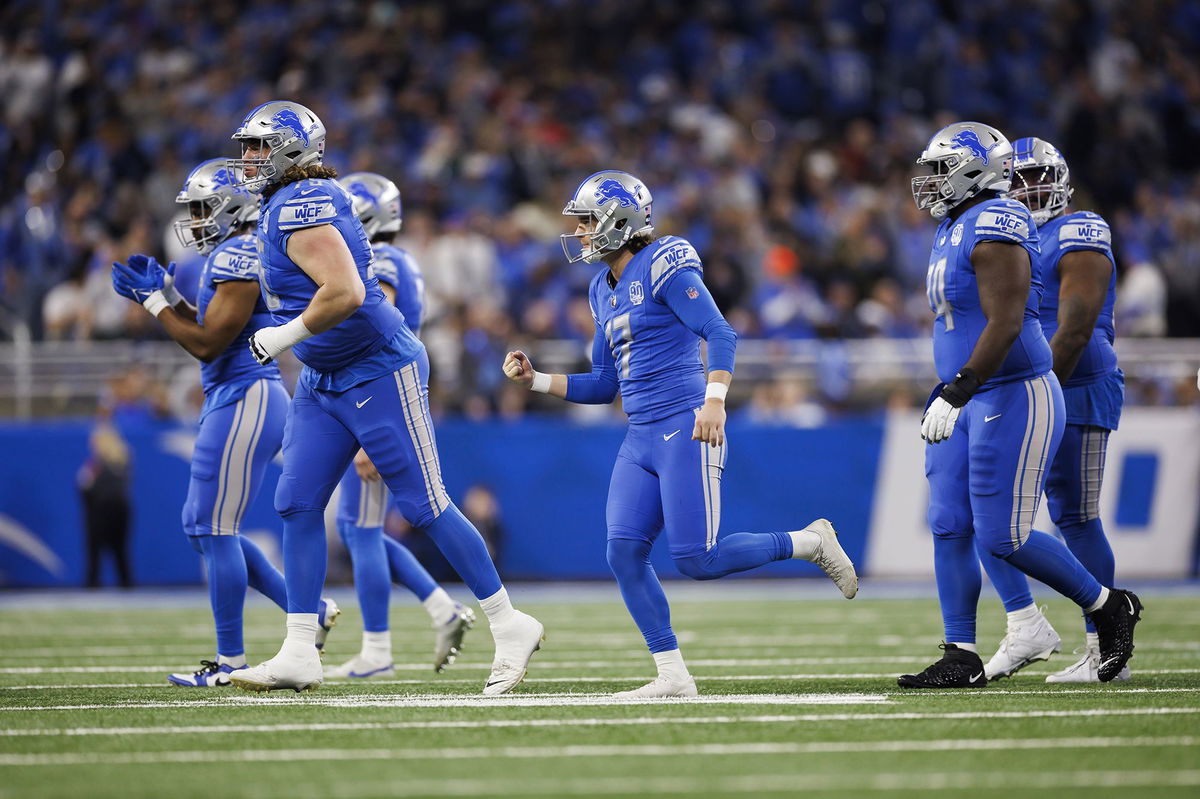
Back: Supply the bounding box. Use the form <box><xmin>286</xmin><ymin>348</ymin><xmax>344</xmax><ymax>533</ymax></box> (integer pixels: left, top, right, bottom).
<box><xmin>2</xmin><ymin>709</ymin><xmax>1199</xmax><ymax>737</ymax></box>
<box><xmin>1</xmin><ymin>736</ymin><xmax>1196</xmax><ymax>767</ymax></box>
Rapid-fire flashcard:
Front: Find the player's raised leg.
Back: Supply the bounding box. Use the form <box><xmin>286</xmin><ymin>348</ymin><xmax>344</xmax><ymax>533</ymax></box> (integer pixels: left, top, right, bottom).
<box><xmin>899</xmin><ymin>416</ymin><xmax>988</xmax><ymax>689</ymax></box>
<box><xmin>658</xmin><ymin>411</ymin><xmax>857</xmax><ymax>597</ymax></box>
<box><xmin>345</xmin><ymin>360</ymin><xmax>542</xmax><ymax>695</ymax></box>
<box><xmin>230</xmin><ymin>384</ymin><xmax>358</xmax><ymax>693</ymax></box>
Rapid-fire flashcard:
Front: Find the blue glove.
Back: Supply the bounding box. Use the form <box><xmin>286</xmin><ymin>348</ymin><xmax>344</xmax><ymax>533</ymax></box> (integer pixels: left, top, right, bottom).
<box><xmin>112</xmin><ymin>254</ymin><xmax>165</xmax><ymax>305</ymax></box>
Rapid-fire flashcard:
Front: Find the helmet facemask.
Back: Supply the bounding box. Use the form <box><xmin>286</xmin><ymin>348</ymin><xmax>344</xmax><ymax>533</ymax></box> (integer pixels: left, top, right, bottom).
<box><xmin>173</xmin><ymin>160</ymin><xmax>258</xmax><ymax>253</ymax></box>
<box><xmin>229</xmin><ymin>102</ymin><xmax>327</xmax><ymax>194</ymax></box>
<box><xmin>911</xmin><ymin>122</ymin><xmax>1013</xmax><ymax>219</ymax></box>
<box><xmin>1008</xmin><ymin>164</ymin><xmax>1071</xmax><ymax>225</ymax></box>
<box><xmin>560</xmin><ymin>203</ymin><xmax>632</xmax><ymax>264</ymax></box>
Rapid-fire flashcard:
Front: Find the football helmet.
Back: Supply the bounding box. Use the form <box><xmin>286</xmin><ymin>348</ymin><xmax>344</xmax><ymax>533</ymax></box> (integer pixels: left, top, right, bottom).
<box><xmin>173</xmin><ymin>159</ymin><xmax>259</xmax><ymax>254</ymax></box>
<box><xmin>911</xmin><ymin>122</ymin><xmax>1013</xmax><ymax>219</ymax></box>
<box><xmin>340</xmin><ymin>172</ymin><xmax>402</xmax><ymax>238</ymax></box>
<box><xmin>1008</xmin><ymin>137</ymin><xmax>1073</xmax><ymax>225</ymax></box>
<box><xmin>229</xmin><ymin>101</ymin><xmax>326</xmax><ymax>193</ymax></box>
<box><xmin>561</xmin><ymin>170</ymin><xmax>653</xmax><ymax>263</ymax></box>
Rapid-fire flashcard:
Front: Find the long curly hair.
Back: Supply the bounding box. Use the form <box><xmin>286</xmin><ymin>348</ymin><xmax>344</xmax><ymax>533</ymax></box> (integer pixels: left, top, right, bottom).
<box><xmin>263</xmin><ymin>164</ymin><xmax>338</xmax><ymax>198</ymax></box>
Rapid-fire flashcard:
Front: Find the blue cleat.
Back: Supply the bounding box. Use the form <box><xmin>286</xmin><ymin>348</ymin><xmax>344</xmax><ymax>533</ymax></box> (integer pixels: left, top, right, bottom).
<box><xmin>167</xmin><ymin>659</ymin><xmax>244</xmax><ymax>687</ymax></box>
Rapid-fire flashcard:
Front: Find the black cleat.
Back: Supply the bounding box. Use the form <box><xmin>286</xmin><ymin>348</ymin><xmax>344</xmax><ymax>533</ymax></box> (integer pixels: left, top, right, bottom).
<box><xmin>1088</xmin><ymin>588</ymin><xmax>1143</xmax><ymax>682</ymax></box>
<box><xmin>898</xmin><ymin>643</ymin><xmax>988</xmax><ymax>689</ymax></box>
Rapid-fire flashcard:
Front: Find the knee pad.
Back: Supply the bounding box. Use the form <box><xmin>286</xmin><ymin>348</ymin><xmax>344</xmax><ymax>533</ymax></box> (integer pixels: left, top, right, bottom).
<box><xmin>928</xmin><ymin>500</ymin><xmax>972</xmax><ymax>541</ymax></box>
<box><xmin>606</xmin><ymin>538</ymin><xmax>651</xmax><ymax>575</ymax></box>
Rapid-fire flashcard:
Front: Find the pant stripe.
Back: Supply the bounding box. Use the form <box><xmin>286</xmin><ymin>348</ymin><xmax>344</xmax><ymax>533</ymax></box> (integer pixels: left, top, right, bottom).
<box><xmin>700</xmin><ymin>439</ymin><xmax>726</xmax><ymax>552</ymax></box>
<box><xmin>212</xmin><ymin>381</ymin><xmax>266</xmax><ymax>535</ymax></box>
<box><xmin>393</xmin><ymin>364</ymin><xmax>450</xmax><ymax>516</ymax></box>
<box><xmin>356</xmin><ymin>476</ymin><xmax>389</xmax><ymax>527</ymax></box>
<box><xmin>1009</xmin><ymin>376</ymin><xmax>1052</xmax><ymax>550</ymax></box>
<box><xmin>1080</xmin><ymin>427</ymin><xmax>1108</xmax><ymax>522</ymax></box>
<box><xmin>230</xmin><ymin>380</ymin><xmax>268</xmax><ymax>531</ymax></box>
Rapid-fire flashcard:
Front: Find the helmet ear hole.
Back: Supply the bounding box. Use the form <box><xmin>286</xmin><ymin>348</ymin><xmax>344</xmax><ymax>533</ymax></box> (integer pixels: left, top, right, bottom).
<box><xmin>963</xmin><ymin>170</ymin><xmax>981</xmax><ymax>180</ymax></box>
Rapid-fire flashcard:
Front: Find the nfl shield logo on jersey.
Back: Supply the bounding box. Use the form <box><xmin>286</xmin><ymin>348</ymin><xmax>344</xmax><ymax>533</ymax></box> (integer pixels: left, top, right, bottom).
<box><xmin>685</xmin><ymin>286</ymin><xmax>699</xmax><ymax>299</ymax></box>
<box><xmin>629</xmin><ymin>280</ymin><xmax>644</xmax><ymax>305</ymax></box>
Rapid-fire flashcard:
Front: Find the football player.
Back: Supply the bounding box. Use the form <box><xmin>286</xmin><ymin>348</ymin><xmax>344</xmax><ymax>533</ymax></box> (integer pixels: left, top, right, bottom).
<box><xmin>899</xmin><ymin>122</ymin><xmax>1141</xmax><ymax>689</ymax></box>
<box><xmin>226</xmin><ymin>101</ymin><xmax>542</xmax><ymax>694</ymax></box>
<box><xmin>978</xmin><ymin>138</ymin><xmax>1128</xmax><ymax>682</ymax></box>
<box><xmin>502</xmin><ymin>170</ymin><xmax>857</xmax><ymax>699</ymax></box>
<box><xmin>326</xmin><ymin>171</ymin><xmax>475</xmax><ymax>679</ymax></box>
<box><xmin>110</xmin><ymin>159</ymin><xmax>339</xmax><ymax>686</ymax></box>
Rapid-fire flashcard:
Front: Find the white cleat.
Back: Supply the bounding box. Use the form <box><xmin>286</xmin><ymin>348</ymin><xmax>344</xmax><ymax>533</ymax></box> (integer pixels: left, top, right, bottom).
<box><xmin>483</xmin><ymin>610</ymin><xmax>544</xmax><ymax>696</ymax></box>
<box><xmin>984</xmin><ymin>608</ymin><xmax>1062</xmax><ymax>680</ymax></box>
<box><xmin>315</xmin><ymin>597</ymin><xmax>340</xmax><ymax>653</ymax></box>
<box><xmin>229</xmin><ymin>648</ymin><xmax>323</xmax><ymax>693</ymax></box>
<box><xmin>1045</xmin><ymin>645</ymin><xmax>1131</xmax><ymax>683</ymax></box>
<box><xmin>434</xmin><ymin>604</ymin><xmax>476</xmax><ymax>672</ymax></box>
<box><xmin>613</xmin><ymin>674</ymin><xmax>699</xmax><ymax>699</ymax></box>
<box><xmin>806</xmin><ymin>519</ymin><xmax>858</xmax><ymax>599</ymax></box>
<box><xmin>324</xmin><ymin>653</ymin><xmax>396</xmax><ymax>680</ymax></box>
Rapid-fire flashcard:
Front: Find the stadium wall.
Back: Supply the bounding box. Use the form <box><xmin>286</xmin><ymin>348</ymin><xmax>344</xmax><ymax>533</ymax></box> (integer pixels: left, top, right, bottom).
<box><xmin>1</xmin><ymin>411</ymin><xmax>1196</xmax><ymax>587</ymax></box>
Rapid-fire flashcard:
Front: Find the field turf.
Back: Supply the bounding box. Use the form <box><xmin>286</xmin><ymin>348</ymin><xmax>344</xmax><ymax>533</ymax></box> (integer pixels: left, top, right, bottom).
<box><xmin>1</xmin><ymin>582</ymin><xmax>1197</xmax><ymax>798</ymax></box>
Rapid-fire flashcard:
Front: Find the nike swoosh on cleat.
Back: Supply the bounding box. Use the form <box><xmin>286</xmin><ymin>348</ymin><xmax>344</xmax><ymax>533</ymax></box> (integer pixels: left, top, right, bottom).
<box><xmin>1099</xmin><ymin>656</ymin><xmax>1120</xmax><ymax>671</ymax></box>
<box><xmin>356</xmin><ymin>397</ymin><xmax>373</xmax><ymax>408</ymax></box>
<box><xmin>971</xmin><ymin>671</ymin><xmax>984</xmax><ymax>682</ymax></box>
<box><xmin>985</xmin><ymin>414</ymin><xmax>1002</xmax><ymax>422</ymax></box>
<box><xmin>485</xmin><ymin>680</ymin><xmax>504</xmax><ymax>688</ymax></box>
<box><xmin>1124</xmin><ymin>594</ymin><xmax>1136</xmax><ymax>615</ymax></box>
<box><xmin>663</xmin><ymin>430</ymin><xmax>680</xmax><ymax>441</ymax></box>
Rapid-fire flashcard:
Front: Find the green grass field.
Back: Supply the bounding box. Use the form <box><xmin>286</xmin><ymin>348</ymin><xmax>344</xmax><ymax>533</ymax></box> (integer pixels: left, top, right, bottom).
<box><xmin>1</xmin><ymin>584</ymin><xmax>1198</xmax><ymax>799</ymax></box>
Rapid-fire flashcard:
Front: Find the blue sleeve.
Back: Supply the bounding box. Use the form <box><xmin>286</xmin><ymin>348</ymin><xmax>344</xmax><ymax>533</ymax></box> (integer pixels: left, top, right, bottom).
<box><xmin>565</xmin><ymin>324</ymin><xmax>619</xmax><ymax>404</ymax></box>
<box><xmin>660</xmin><ymin>272</ymin><xmax>737</xmax><ymax>374</ymax></box>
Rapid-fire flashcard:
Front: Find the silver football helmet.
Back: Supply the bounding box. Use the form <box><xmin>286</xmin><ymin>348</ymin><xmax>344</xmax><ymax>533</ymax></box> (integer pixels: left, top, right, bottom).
<box><xmin>911</xmin><ymin>122</ymin><xmax>1013</xmax><ymax>219</ymax></box>
<box><xmin>340</xmin><ymin>172</ymin><xmax>402</xmax><ymax>238</ymax></box>
<box><xmin>173</xmin><ymin>159</ymin><xmax>259</xmax><ymax>254</ymax></box>
<box><xmin>1008</xmin><ymin>137</ymin><xmax>1073</xmax><ymax>225</ymax></box>
<box><xmin>561</xmin><ymin>170</ymin><xmax>653</xmax><ymax>263</ymax></box>
<box><xmin>229</xmin><ymin>100</ymin><xmax>326</xmax><ymax>193</ymax></box>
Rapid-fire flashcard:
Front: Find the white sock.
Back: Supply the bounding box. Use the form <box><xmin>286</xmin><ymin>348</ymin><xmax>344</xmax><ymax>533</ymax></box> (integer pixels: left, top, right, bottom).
<box><xmin>284</xmin><ymin>613</ymin><xmax>319</xmax><ymax>647</ymax></box>
<box><xmin>788</xmin><ymin>529</ymin><xmax>821</xmax><ymax>560</ymax></box>
<box><xmin>652</xmin><ymin>649</ymin><xmax>690</xmax><ymax>681</ymax></box>
<box><xmin>1085</xmin><ymin>632</ymin><xmax>1100</xmax><ymax>650</ymax></box>
<box><xmin>479</xmin><ymin>586</ymin><xmax>517</xmax><ymax>627</ymax></box>
<box><xmin>423</xmin><ymin>587</ymin><xmax>459</xmax><ymax>626</ymax></box>
<box><xmin>1006</xmin><ymin>603</ymin><xmax>1040</xmax><ymax>628</ymax></box>
<box><xmin>362</xmin><ymin>630</ymin><xmax>391</xmax><ymax>661</ymax></box>
<box><xmin>949</xmin><ymin>642</ymin><xmax>978</xmax><ymax>653</ymax></box>
<box><xmin>218</xmin><ymin>653</ymin><xmax>246</xmax><ymax>668</ymax></box>
<box><xmin>1084</xmin><ymin>587</ymin><xmax>1110</xmax><ymax>614</ymax></box>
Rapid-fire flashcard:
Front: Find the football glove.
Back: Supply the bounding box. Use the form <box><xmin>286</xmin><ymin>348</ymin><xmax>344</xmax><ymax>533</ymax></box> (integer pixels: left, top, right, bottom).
<box><xmin>248</xmin><ymin>317</ymin><xmax>314</xmax><ymax>365</ymax></box>
<box><xmin>921</xmin><ymin>368</ymin><xmax>981</xmax><ymax>444</ymax></box>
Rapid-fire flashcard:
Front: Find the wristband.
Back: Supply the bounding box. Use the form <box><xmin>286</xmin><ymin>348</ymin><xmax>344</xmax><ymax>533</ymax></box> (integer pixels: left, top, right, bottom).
<box><xmin>161</xmin><ymin>281</ymin><xmax>183</xmax><ymax>307</ymax></box>
<box><xmin>142</xmin><ymin>290</ymin><xmax>170</xmax><ymax>318</ymax></box>
<box><xmin>940</xmin><ymin>368</ymin><xmax>982</xmax><ymax>408</ymax></box>
<box><xmin>531</xmin><ymin>371</ymin><xmax>551</xmax><ymax>394</ymax></box>
<box><xmin>705</xmin><ymin>382</ymin><xmax>729</xmax><ymax>402</ymax></box>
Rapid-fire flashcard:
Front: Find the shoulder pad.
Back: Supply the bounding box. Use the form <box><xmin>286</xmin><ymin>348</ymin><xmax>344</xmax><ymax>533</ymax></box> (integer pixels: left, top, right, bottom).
<box><xmin>274</xmin><ymin>181</ymin><xmax>342</xmax><ymax>231</ymax></box>
<box><xmin>371</xmin><ymin>248</ymin><xmax>401</xmax><ymax>288</ymax></box>
<box><xmin>208</xmin><ymin>238</ymin><xmax>260</xmax><ymax>282</ymax></box>
<box><xmin>974</xmin><ymin>201</ymin><xmax>1032</xmax><ymax>243</ymax></box>
<box><xmin>649</xmin><ymin>237</ymin><xmax>702</xmax><ymax>298</ymax></box>
<box><xmin>1058</xmin><ymin>213</ymin><xmax>1112</xmax><ymax>250</ymax></box>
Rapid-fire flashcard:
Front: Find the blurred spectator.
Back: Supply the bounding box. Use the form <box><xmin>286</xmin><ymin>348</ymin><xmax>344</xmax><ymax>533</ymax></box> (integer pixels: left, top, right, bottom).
<box><xmin>77</xmin><ymin>423</ymin><xmax>132</xmax><ymax>588</ymax></box>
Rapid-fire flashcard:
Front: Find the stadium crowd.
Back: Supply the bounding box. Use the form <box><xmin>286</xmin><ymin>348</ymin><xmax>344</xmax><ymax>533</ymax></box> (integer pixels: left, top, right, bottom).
<box><xmin>2</xmin><ymin>0</ymin><xmax>1199</xmax><ymax>416</ymax></box>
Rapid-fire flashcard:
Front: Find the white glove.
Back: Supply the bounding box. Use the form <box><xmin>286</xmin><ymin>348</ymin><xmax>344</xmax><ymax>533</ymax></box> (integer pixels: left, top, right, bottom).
<box><xmin>921</xmin><ymin>396</ymin><xmax>962</xmax><ymax>444</ymax></box>
<box><xmin>248</xmin><ymin>316</ymin><xmax>313</xmax><ymax>365</ymax></box>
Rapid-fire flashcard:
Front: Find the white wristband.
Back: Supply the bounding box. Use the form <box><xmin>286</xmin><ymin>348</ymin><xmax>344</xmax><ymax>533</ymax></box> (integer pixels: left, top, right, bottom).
<box><xmin>161</xmin><ymin>280</ymin><xmax>183</xmax><ymax>307</ymax></box>
<box><xmin>530</xmin><ymin>371</ymin><xmax>552</xmax><ymax>394</ymax></box>
<box><xmin>705</xmin><ymin>381</ymin><xmax>728</xmax><ymax>402</ymax></box>
<box><xmin>142</xmin><ymin>290</ymin><xmax>170</xmax><ymax>318</ymax></box>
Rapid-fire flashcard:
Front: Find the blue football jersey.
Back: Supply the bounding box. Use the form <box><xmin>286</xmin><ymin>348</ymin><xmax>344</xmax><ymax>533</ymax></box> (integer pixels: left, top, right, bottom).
<box><xmin>926</xmin><ymin>197</ymin><xmax>1052</xmax><ymax>388</ymax></box>
<box><xmin>589</xmin><ymin>235</ymin><xmax>707</xmax><ymax>423</ymax></box>
<box><xmin>256</xmin><ymin>178</ymin><xmax>421</xmax><ymax>385</ymax></box>
<box><xmin>196</xmin><ymin>234</ymin><xmax>280</xmax><ymax>415</ymax></box>
<box><xmin>1037</xmin><ymin>211</ymin><xmax>1118</xmax><ymax>388</ymax></box>
<box><xmin>371</xmin><ymin>242</ymin><xmax>425</xmax><ymax>335</ymax></box>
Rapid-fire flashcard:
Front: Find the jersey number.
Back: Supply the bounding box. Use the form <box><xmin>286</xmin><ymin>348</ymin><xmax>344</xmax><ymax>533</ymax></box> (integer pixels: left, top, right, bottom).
<box><xmin>926</xmin><ymin>256</ymin><xmax>954</xmax><ymax>331</ymax></box>
<box><xmin>605</xmin><ymin>312</ymin><xmax>633</xmax><ymax>379</ymax></box>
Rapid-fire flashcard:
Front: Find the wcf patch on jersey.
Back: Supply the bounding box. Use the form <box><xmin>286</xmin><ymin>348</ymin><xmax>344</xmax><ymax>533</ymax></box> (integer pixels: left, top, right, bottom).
<box><xmin>629</xmin><ymin>280</ymin><xmax>644</xmax><ymax>305</ymax></box>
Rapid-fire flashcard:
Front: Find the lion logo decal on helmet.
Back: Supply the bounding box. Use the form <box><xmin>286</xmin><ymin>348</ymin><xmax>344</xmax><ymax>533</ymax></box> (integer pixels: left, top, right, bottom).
<box><xmin>271</xmin><ymin>109</ymin><xmax>311</xmax><ymax>146</ymax></box>
<box><xmin>594</xmin><ymin>178</ymin><xmax>642</xmax><ymax>210</ymax></box>
<box><xmin>950</xmin><ymin>130</ymin><xmax>997</xmax><ymax>164</ymax></box>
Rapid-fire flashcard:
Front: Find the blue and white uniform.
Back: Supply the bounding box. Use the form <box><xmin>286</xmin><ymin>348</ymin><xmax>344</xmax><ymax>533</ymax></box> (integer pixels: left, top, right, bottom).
<box><xmin>924</xmin><ymin>196</ymin><xmax>1104</xmax><ymax>645</ymax></box>
<box><xmin>258</xmin><ymin>177</ymin><xmax>501</xmax><ymax>613</ymax></box>
<box><xmin>183</xmin><ymin>234</ymin><xmax>289</xmax><ymax>538</ymax></box>
<box><xmin>334</xmin><ymin>243</ymin><xmax>425</xmax><ymax>530</ymax></box>
<box><xmin>979</xmin><ymin>210</ymin><xmax>1121</xmax><ymax>623</ymax></box>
